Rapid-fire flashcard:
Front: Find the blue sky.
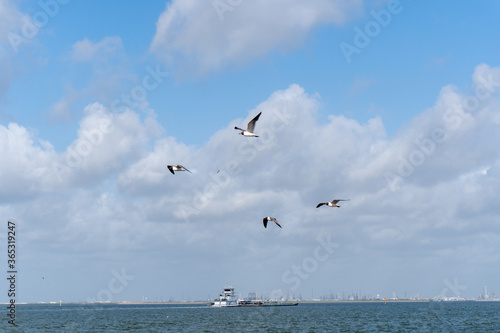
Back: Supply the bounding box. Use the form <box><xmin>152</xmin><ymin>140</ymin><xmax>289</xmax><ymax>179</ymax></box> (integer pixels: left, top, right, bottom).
<box><xmin>6</xmin><ymin>0</ymin><xmax>500</xmax><ymax>148</ymax></box>
<box><xmin>1</xmin><ymin>0</ymin><xmax>500</xmax><ymax>303</ymax></box>
<box><xmin>3</xmin><ymin>1</ymin><xmax>498</xmax><ymax>145</ymax></box>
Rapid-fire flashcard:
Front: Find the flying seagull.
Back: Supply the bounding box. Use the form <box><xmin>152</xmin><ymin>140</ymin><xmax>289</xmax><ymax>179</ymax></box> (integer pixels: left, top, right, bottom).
<box><xmin>263</xmin><ymin>217</ymin><xmax>282</xmax><ymax>228</ymax></box>
<box><xmin>235</xmin><ymin>112</ymin><xmax>262</xmax><ymax>137</ymax></box>
<box><xmin>167</xmin><ymin>165</ymin><xmax>192</xmax><ymax>175</ymax></box>
<box><xmin>316</xmin><ymin>199</ymin><xmax>350</xmax><ymax>208</ymax></box>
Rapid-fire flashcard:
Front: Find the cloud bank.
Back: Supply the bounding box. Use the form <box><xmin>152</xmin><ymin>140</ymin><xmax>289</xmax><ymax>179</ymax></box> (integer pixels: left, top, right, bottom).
<box><xmin>2</xmin><ymin>64</ymin><xmax>500</xmax><ymax>301</ymax></box>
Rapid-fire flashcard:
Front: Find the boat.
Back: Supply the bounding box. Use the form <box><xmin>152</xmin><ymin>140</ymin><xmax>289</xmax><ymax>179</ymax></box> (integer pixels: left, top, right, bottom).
<box><xmin>210</xmin><ymin>286</ymin><xmax>239</xmax><ymax>307</ymax></box>
<box><xmin>209</xmin><ymin>287</ymin><xmax>298</xmax><ymax>307</ymax></box>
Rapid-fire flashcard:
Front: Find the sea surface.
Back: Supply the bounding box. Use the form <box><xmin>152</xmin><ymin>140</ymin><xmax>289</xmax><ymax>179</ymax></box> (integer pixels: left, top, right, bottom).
<box><xmin>3</xmin><ymin>301</ymin><xmax>500</xmax><ymax>332</ymax></box>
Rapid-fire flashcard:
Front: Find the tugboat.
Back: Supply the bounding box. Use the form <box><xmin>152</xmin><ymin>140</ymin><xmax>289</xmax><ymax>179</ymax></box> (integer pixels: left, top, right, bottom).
<box><xmin>210</xmin><ymin>286</ymin><xmax>239</xmax><ymax>307</ymax></box>
<box><xmin>209</xmin><ymin>287</ymin><xmax>298</xmax><ymax>307</ymax></box>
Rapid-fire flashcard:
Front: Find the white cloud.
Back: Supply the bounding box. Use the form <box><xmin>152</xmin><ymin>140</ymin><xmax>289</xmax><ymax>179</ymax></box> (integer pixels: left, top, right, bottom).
<box><xmin>52</xmin><ymin>102</ymin><xmax>157</xmax><ymax>186</ymax></box>
<box><xmin>4</xmin><ymin>64</ymin><xmax>500</xmax><ymax>301</ymax></box>
<box><xmin>70</xmin><ymin>36</ymin><xmax>124</xmax><ymax>63</ymax></box>
<box><xmin>0</xmin><ymin>102</ymin><xmax>159</xmax><ymax>202</ymax></box>
<box><xmin>150</xmin><ymin>0</ymin><xmax>363</xmax><ymax>75</ymax></box>
<box><xmin>0</xmin><ymin>122</ymin><xmax>57</xmax><ymax>201</ymax></box>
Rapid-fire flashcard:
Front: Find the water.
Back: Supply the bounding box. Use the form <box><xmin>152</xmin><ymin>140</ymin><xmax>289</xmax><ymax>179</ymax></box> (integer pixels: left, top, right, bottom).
<box><xmin>3</xmin><ymin>301</ymin><xmax>500</xmax><ymax>332</ymax></box>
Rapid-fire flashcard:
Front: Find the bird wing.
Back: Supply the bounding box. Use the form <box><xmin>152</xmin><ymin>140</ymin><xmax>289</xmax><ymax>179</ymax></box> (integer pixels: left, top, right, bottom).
<box><xmin>270</xmin><ymin>217</ymin><xmax>282</xmax><ymax>228</ymax></box>
<box><xmin>263</xmin><ymin>218</ymin><xmax>268</xmax><ymax>228</ymax></box>
<box><xmin>331</xmin><ymin>199</ymin><xmax>349</xmax><ymax>204</ymax></box>
<box><xmin>180</xmin><ymin>165</ymin><xmax>192</xmax><ymax>173</ymax></box>
<box><xmin>167</xmin><ymin>165</ymin><xmax>175</xmax><ymax>174</ymax></box>
<box><xmin>246</xmin><ymin>112</ymin><xmax>262</xmax><ymax>133</ymax></box>
<box><xmin>316</xmin><ymin>203</ymin><xmax>326</xmax><ymax>208</ymax></box>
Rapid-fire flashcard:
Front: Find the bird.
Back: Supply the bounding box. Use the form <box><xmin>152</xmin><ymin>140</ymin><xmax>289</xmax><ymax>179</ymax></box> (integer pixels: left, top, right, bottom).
<box><xmin>167</xmin><ymin>165</ymin><xmax>192</xmax><ymax>175</ymax></box>
<box><xmin>235</xmin><ymin>112</ymin><xmax>262</xmax><ymax>137</ymax></box>
<box><xmin>263</xmin><ymin>217</ymin><xmax>281</xmax><ymax>228</ymax></box>
<box><xmin>316</xmin><ymin>199</ymin><xmax>350</xmax><ymax>208</ymax></box>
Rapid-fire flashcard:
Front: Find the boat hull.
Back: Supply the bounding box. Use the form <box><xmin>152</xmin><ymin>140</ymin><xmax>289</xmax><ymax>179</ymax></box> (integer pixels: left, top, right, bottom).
<box><xmin>209</xmin><ymin>300</ymin><xmax>298</xmax><ymax>307</ymax></box>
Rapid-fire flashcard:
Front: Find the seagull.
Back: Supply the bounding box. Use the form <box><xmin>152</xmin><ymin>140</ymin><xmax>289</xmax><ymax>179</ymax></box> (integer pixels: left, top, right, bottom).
<box><xmin>263</xmin><ymin>217</ymin><xmax>281</xmax><ymax>228</ymax></box>
<box><xmin>235</xmin><ymin>112</ymin><xmax>261</xmax><ymax>137</ymax></box>
<box><xmin>167</xmin><ymin>165</ymin><xmax>192</xmax><ymax>175</ymax></box>
<box><xmin>316</xmin><ymin>199</ymin><xmax>350</xmax><ymax>208</ymax></box>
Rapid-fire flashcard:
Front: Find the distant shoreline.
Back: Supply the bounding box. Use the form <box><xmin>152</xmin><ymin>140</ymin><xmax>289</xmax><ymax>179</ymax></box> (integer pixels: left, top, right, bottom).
<box><xmin>12</xmin><ymin>299</ymin><xmax>500</xmax><ymax>306</ymax></box>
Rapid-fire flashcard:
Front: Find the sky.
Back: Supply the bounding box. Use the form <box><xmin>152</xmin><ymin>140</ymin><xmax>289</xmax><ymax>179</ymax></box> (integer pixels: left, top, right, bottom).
<box><xmin>1</xmin><ymin>0</ymin><xmax>500</xmax><ymax>303</ymax></box>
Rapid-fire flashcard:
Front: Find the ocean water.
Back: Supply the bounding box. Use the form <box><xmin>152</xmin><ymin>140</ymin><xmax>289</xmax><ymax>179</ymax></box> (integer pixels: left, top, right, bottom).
<box><xmin>3</xmin><ymin>301</ymin><xmax>500</xmax><ymax>332</ymax></box>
